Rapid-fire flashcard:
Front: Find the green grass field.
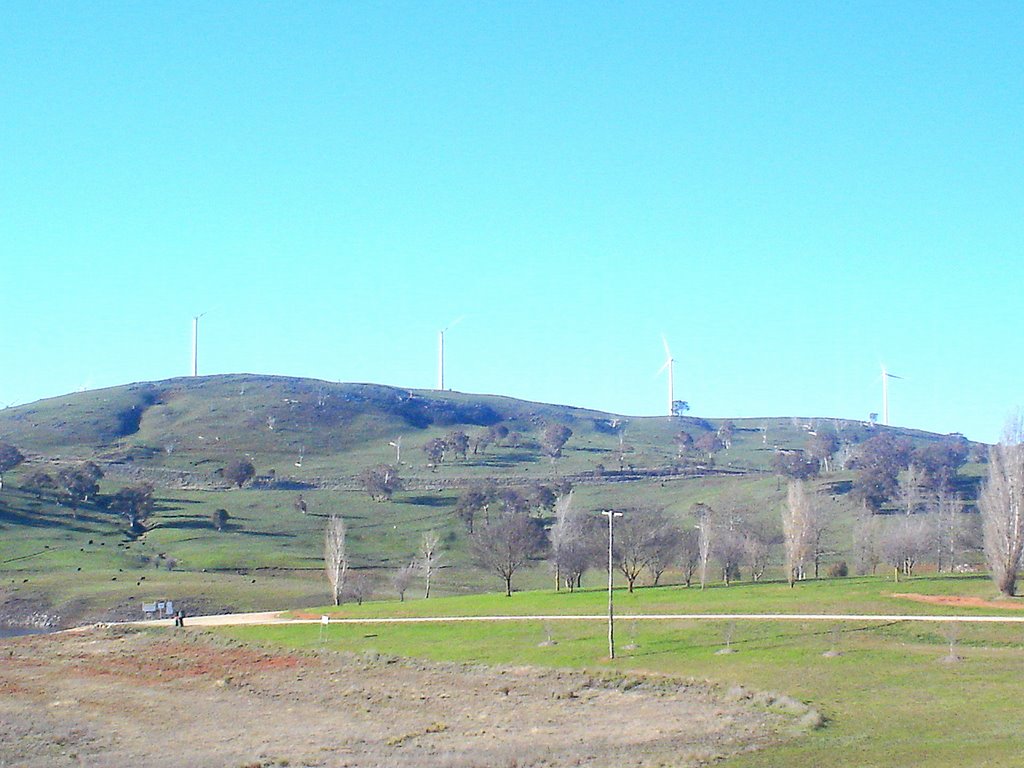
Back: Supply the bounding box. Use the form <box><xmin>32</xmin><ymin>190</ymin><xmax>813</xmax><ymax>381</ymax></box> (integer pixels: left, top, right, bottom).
<box><xmin>220</xmin><ymin>575</ymin><xmax>1024</xmax><ymax>768</ymax></box>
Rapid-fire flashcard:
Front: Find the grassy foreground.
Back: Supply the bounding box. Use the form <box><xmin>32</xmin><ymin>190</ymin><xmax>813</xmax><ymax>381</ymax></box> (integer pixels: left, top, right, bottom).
<box><xmin>219</xmin><ymin>575</ymin><xmax>1024</xmax><ymax>768</ymax></box>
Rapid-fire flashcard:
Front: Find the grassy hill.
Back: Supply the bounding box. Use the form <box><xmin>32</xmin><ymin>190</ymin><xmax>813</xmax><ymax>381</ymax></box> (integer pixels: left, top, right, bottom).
<box><xmin>0</xmin><ymin>374</ymin><xmax>987</xmax><ymax>627</ymax></box>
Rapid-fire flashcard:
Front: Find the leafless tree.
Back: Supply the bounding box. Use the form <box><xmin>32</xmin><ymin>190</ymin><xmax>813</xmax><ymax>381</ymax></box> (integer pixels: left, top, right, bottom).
<box><xmin>418</xmin><ymin>531</ymin><xmax>445</xmax><ymax>599</ymax></box>
<box><xmin>896</xmin><ymin>464</ymin><xmax>932</xmax><ymax>516</ymax></box>
<box><xmin>980</xmin><ymin>420</ymin><xmax>1024</xmax><ymax>597</ymax></box>
<box><xmin>712</xmin><ymin>492</ymin><xmax>749</xmax><ymax>585</ymax></box>
<box><xmin>742</xmin><ymin>525</ymin><xmax>772</xmax><ymax>582</ymax></box>
<box><xmin>678</xmin><ymin>528</ymin><xmax>701</xmax><ymax>587</ymax></box>
<box><xmin>882</xmin><ymin>516</ymin><xmax>929</xmax><ymax>582</ymax></box>
<box><xmin>714</xmin><ymin>527</ymin><xmax>745</xmax><ymax>586</ymax></box>
<box><xmin>852</xmin><ymin>511</ymin><xmax>882</xmax><ymax>576</ymax></box>
<box><xmin>392</xmin><ymin>561</ymin><xmax>417</xmax><ymax>602</ymax></box>
<box><xmin>783</xmin><ymin>481</ymin><xmax>815</xmax><ymax>586</ymax></box>
<box><xmin>693</xmin><ymin>503</ymin><xmax>713</xmax><ymax>589</ymax></box>
<box><xmin>648</xmin><ymin>520</ymin><xmax>685</xmax><ymax>587</ymax></box>
<box><xmin>930</xmin><ymin>487</ymin><xmax>964</xmax><ymax>572</ymax></box>
<box><xmin>471</xmin><ymin>512</ymin><xmax>544</xmax><ymax>596</ymax></box>
<box><xmin>324</xmin><ymin>514</ymin><xmax>348</xmax><ymax>606</ymax></box>
<box><xmin>343</xmin><ymin>571</ymin><xmax>374</xmax><ymax>606</ymax></box>
<box><xmin>613</xmin><ymin>508</ymin><xmax>681</xmax><ymax>592</ymax></box>
<box><xmin>549</xmin><ymin>491</ymin><xmax>585</xmax><ymax>590</ymax></box>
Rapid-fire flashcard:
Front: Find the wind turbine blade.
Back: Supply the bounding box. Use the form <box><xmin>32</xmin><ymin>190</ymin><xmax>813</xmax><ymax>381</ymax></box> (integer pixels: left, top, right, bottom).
<box><xmin>661</xmin><ymin>334</ymin><xmax>672</xmax><ymax>360</ymax></box>
<box><xmin>656</xmin><ymin>360</ymin><xmax>670</xmax><ymax>376</ymax></box>
<box><xmin>442</xmin><ymin>316</ymin><xmax>465</xmax><ymax>333</ymax></box>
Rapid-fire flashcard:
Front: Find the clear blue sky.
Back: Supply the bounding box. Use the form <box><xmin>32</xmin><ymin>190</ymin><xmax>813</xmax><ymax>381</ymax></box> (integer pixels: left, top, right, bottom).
<box><xmin>2</xmin><ymin>2</ymin><xmax>1021</xmax><ymax>443</ymax></box>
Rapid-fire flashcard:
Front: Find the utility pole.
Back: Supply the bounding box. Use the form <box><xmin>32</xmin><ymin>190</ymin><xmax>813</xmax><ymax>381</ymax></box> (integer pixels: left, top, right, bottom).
<box><xmin>602</xmin><ymin>509</ymin><xmax>623</xmax><ymax>659</ymax></box>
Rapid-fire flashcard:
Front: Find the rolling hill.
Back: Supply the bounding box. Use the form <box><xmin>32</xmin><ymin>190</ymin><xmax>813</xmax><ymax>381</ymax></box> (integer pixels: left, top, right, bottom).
<box><xmin>0</xmin><ymin>374</ymin><xmax>985</xmax><ymax>628</ymax></box>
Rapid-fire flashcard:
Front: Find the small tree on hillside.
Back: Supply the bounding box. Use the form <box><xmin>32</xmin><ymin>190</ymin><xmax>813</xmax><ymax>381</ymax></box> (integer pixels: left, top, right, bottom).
<box><xmin>324</xmin><ymin>514</ymin><xmax>348</xmax><ymax>606</ymax></box>
<box><xmin>455</xmin><ymin>482</ymin><xmax>494</xmax><ymax>533</ymax></box>
<box><xmin>58</xmin><ymin>462</ymin><xmax>103</xmax><ymax>518</ymax></box>
<box><xmin>22</xmin><ymin>470</ymin><xmax>56</xmax><ymax>497</ymax></box>
<box><xmin>212</xmin><ymin>508</ymin><xmax>230</xmax><ymax>532</ymax></box>
<box><xmin>540</xmin><ymin>424</ymin><xmax>573</xmax><ymax>462</ymax></box>
<box><xmin>224</xmin><ymin>458</ymin><xmax>256</xmax><ymax>488</ymax></box>
<box><xmin>358</xmin><ymin>464</ymin><xmax>402</xmax><ymax>501</ymax></box>
<box><xmin>110</xmin><ymin>483</ymin><xmax>155</xmax><ymax>532</ymax></box>
<box><xmin>0</xmin><ymin>443</ymin><xmax>24</xmax><ymax>490</ymax></box>
<box><xmin>694</xmin><ymin>433</ymin><xmax>724</xmax><ymax>461</ymax></box>
<box><xmin>422</xmin><ymin>438</ymin><xmax>446</xmax><ymax>469</ymax></box>
<box><xmin>445</xmin><ymin>430</ymin><xmax>470</xmax><ymax>461</ymax></box>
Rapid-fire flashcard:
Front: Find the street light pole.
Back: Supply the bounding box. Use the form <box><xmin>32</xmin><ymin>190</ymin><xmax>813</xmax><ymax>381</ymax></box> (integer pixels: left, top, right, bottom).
<box><xmin>601</xmin><ymin>510</ymin><xmax>623</xmax><ymax>659</ymax></box>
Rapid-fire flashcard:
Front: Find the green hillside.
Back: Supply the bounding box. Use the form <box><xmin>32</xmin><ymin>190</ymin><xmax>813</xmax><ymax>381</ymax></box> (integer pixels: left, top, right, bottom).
<box><xmin>0</xmin><ymin>374</ymin><xmax>987</xmax><ymax>628</ymax></box>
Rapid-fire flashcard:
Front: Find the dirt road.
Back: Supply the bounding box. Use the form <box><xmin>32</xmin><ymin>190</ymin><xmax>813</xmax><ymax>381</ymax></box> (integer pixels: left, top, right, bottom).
<box><xmin>132</xmin><ymin>609</ymin><xmax>1024</xmax><ymax>629</ymax></box>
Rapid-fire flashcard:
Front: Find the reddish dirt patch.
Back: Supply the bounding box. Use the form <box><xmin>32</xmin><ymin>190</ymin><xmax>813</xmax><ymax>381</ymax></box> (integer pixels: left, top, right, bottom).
<box><xmin>0</xmin><ymin>626</ymin><xmax>804</xmax><ymax>768</ymax></box>
<box><xmin>893</xmin><ymin>593</ymin><xmax>1024</xmax><ymax>610</ymax></box>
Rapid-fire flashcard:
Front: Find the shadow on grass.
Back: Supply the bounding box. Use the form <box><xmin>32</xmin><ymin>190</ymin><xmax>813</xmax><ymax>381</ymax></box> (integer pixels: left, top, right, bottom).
<box><xmin>397</xmin><ymin>495</ymin><xmax>455</xmax><ymax>507</ymax></box>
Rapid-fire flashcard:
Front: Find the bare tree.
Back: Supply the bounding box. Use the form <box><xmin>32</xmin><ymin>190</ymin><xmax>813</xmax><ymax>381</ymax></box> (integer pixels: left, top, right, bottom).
<box><xmin>324</xmin><ymin>514</ymin><xmax>348</xmax><ymax>606</ymax></box>
<box><xmin>648</xmin><ymin>520</ymin><xmax>684</xmax><ymax>586</ymax></box>
<box><xmin>471</xmin><ymin>512</ymin><xmax>544</xmax><ymax>596</ymax></box>
<box><xmin>896</xmin><ymin>464</ymin><xmax>931</xmax><ymax>516</ymax></box>
<box><xmin>343</xmin><ymin>572</ymin><xmax>374</xmax><ymax>606</ymax></box>
<box><xmin>783</xmin><ymin>481</ymin><xmax>814</xmax><ymax>586</ymax></box>
<box><xmin>712</xmin><ymin>491</ymin><xmax>749</xmax><ymax>585</ymax></box>
<box><xmin>852</xmin><ymin>510</ymin><xmax>882</xmax><ymax>576</ymax></box>
<box><xmin>419</xmin><ymin>531</ymin><xmax>445</xmax><ymax>599</ymax></box>
<box><xmin>678</xmin><ymin>528</ymin><xmax>701</xmax><ymax>587</ymax></box>
<box><xmin>930</xmin><ymin>487</ymin><xmax>963</xmax><ymax>572</ymax></box>
<box><xmin>549</xmin><ymin>491</ymin><xmax>577</xmax><ymax>590</ymax></box>
<box><xmin>980</xmin><ymin>420</ymin><xmax>1024</xmax><ymax>597</ymax></box>
<box><xmin>882</xmin><ymin>516</ymin><xmax>929</xmax><ymax>582</ymax></box>
<box><xmin>392</xmin><ymin>561</ymin><xmax>416</xmax><ymax>602</ymax></box>
<box><xmin>742</xmin><ymin>525</ymin><xmax>772</xmax><ymax>582</ymax></box>
<box><xmin>693</xmin><ymin>503</ymin><xmax>713</xmax><ymax>589</ymax></box>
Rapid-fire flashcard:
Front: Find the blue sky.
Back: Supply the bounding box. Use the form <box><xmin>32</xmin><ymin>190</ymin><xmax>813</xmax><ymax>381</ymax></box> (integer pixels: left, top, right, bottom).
<box><xmin>1</xmin><ymin>2</ymin><xmax>1021</xmax><ymax>442</ymax></box>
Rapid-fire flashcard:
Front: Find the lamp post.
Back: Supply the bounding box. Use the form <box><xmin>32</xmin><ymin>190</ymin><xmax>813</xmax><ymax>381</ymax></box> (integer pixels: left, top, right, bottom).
<box><xmin>601</xmin><ymin>509</ymin><xmax>623</xmax><ymax>659</ymax></box>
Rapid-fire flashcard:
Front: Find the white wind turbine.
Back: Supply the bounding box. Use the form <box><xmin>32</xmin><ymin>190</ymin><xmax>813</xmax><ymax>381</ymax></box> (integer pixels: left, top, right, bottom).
<box><xmin>388</xmin><ymin>436</ymin><xmax>402</xmax><ymax>464</ymax></box>
<box><xmin>880</xmin><ymin>364</ymin><xmax>904</xmax><ymax>427</ymax></box>
<box><xmin>437</xmin><ymin>317</ymin><xmax>464</xmax><ymax>391</ymax></box>
<box><xmin>191</xmin><ymin>312</ymin><xmax>207</xmax><ymax>377</ymax></box>
<box><xmin>657</xmin><ymin>335</ymin><xmax>676</xmax><ymax>418</ymax></box>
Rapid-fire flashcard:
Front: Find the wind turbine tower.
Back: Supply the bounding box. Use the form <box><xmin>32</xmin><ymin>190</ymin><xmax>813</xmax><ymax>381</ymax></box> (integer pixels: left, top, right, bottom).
<box><xmin>881</xmin><ymin>364</ymin><xmax>903</xmax><ymax>427</ymax></box>
<box><xmin>191</xmin><ymin>313</ymin><xmax>206</xmax><ymax>377</ymax></box>
<box><xmin>437</xmin><ymin>317</ymin><xmax>463</xmax><ymax>391</ymax></box>
<box><xmin>658</xmin><ymin>335</ymin><xmax>675</xmax><ymax>418</ymax></box>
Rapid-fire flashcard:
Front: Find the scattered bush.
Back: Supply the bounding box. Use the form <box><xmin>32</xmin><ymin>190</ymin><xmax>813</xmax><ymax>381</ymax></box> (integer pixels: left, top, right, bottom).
<box><xmin>828</xmin><ymin>561</ymin><xmax>849</xmax><ymax>578</ymax></box>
